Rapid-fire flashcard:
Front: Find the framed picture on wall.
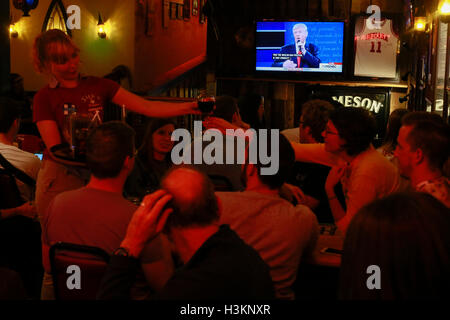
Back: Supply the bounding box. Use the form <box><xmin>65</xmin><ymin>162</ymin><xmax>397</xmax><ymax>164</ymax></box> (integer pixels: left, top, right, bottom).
<box><xmin>170</xmin><ymin>2</ymin><xmax>177</xmax><ymax>20</ymax></box>
<box><xmin>183</xmin><ymin>0</ymin><xmax>190</xmax><ymax>20</ymax></box>
<box><xmin>177</xmin><ymin>4</ymin><xmax>183</xmax><ymax>20</ymax></box>
<box><xmin>192</xmin><ymin>0</ymin><xmax>198</xmax><ymax>16</ymax></box>
<box><xmin>199</xmin><ymin>0</ymin><xmax>205</xmax><ymax>23</ymax></box>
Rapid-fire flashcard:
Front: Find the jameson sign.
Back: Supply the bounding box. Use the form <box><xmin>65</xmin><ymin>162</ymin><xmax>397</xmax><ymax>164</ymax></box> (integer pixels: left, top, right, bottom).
<box><xmin>331</xmin><ymin>95</ymin><xmax>384</xmax><ymax>114</ymax></box>
<box><xmin>312</xmin><ymin>87</ymin><xmax>391</xmax><ymax>141</ymax></box>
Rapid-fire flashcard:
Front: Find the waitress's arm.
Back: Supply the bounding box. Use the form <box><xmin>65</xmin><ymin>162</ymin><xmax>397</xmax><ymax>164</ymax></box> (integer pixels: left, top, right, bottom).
<box><xmin>112</xmin><ymin>88</ymin><xmax>200</xmax><ymax>118</ymax></box>
<box><xmin>36</xmin><ymin>120</ymin><xmax>85</xmax><ymax>166</ymax></box>
<box><xmin>36</xmin><ymin>120</ymin><xmax>62</xmax><ymax>150</ymax></box>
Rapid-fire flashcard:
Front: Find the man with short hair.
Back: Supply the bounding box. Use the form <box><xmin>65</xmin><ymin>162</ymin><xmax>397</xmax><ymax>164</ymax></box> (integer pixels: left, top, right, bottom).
<box><xmin>42</xmin><ymin>121</ymin><xmax>173</xmax><ymax>299</ymax></box>
<box><xmin>286</xmin><ymin>99</ymin><xmax>335</xmax><ymax>223</ymax></box>
<box><xmin>217</xmin><ymin>133</ymin><xmax>319</xmax><ymax>300</ymax></box>
<box><xmin>291</xmin><ymin>107</ymin><xmax>401</xmax><ymax>233</ymax></box>
<box><xmin>97</xmin><ymin>166</ymin><xmax>275</xmax><ymax>300</ymax></box>
<box><xmin>0</xmin><ymin>97</ymin><xmax>42</xmax><ymax>299</ymax></box>
<box><xmin>0</xmin><ymin>97</ymin><xmax>40</xmax><ymax>204</ymax></box>
<box><xmin>394</xmin><ymin>115</ymin><xmax>450</xmax><ymax>207</ymax></box>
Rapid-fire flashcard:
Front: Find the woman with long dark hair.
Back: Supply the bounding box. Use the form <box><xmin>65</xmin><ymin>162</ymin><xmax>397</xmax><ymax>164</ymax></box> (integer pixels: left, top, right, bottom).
<box><xmin>124</xmin><ymin>119</ymin><xmax>176</xmax><ymax>201</ymax></box>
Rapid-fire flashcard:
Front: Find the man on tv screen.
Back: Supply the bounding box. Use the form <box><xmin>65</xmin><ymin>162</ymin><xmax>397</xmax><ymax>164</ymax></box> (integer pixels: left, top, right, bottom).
<box><xmin>272</xmin><ymin>23</ymin><xmax>321</xmax><ymax>69</ymax></box>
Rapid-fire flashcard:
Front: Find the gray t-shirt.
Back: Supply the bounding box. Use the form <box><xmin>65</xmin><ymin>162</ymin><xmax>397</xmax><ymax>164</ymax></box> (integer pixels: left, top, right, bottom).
<box><xmin>42</xmin><ymin>187</ymin><xmax>166</xmax><ymax>299</ymax></box>
<box><xmin>217</xmin><ymin>190</ymin><xmax>319</xmax><ymax>300</ymax></box>
<box><xmin>43</xmin><ymin>187</ymin><xmax>163</xmax><ymax>264</ymax></box>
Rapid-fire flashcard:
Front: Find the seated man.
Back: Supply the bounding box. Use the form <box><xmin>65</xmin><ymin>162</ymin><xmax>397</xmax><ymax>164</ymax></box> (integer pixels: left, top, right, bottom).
<box><xmin>184</xmin><ymin>95</ymin><xmax>247</xmax><ymax>191</ymax></box>
<box><xmin>0</xmin><ymin>97</ymin><xmax>41</xmax><ymax>299</ymax></box>
<box><xmin>290</xmin><ymin>107</ymin><xmax>401</xmax><ymax>234</ymax></box>
<box><xmin>0</xmin><ymin>97</ymin><xmax>40</xmax><ymax>206</ymax></box>
<box><xmin>394</xmin><ymin>114</ymin><xmax>450</xmax><ymax>207</ymax></box>
<box><xmin>97</xmin><ymin>167</ymin><xmax>275</xmax><ymax>300</ymax></box>
<box><xmin>286</xmin><ymin>99</ymin><xmax>336</xmax><ymax>223</ymax></box>
<box><xmin>42</xmin><ymin>121</ymin><xmax>173</xmax><ymax>299</ymax></box>
<box><xmin>217</xmin><ymin>133</ymin><xmax>319</xmax><ymax>300</ymax></box>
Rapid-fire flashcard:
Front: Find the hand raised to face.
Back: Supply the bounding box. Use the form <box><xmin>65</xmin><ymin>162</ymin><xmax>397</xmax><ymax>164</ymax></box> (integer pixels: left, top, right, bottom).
<box><xmin>120</xmin><ymin>190</ymin><xmax>173</xmax><ymax>258</ymax></box>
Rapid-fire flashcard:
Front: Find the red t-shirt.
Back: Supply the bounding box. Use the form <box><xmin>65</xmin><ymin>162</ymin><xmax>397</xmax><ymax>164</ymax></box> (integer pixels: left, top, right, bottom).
<box><xmin>33</xmin><ymin>76</ymin><xmax>120</xmax><ymax>158</ymax></box>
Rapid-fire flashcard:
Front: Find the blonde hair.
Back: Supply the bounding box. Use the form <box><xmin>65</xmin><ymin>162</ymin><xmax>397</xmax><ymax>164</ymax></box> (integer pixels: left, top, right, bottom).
<box><xmin>32</xmin><ymin>29</ymin><xmax>80</xmax><ymax>74</ymax></box>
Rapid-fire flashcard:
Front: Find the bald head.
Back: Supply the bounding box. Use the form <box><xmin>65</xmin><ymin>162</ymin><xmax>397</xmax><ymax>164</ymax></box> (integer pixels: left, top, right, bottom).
<box><xmin>162</xmin><ymin>167</ymin><xmax>205</xmax><ymax>212</ymax></box>
<box><xmin>161</xmin><ymin>166</ymin><xmax>219</xmax><ymax>228</ymax></box>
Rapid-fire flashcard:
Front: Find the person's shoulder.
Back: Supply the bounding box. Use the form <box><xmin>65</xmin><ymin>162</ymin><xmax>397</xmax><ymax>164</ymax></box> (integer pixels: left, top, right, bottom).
<box><xmin>34</xmin><ymin>85</ymin><xmax>52</xmax><ymax>98</ymax></box>
<box><xmin>53</xmin><ymin>187</ymin><xmax>86</xmax><ymax>203</ymax></box>
<box><xmin>81</xmin><ymin>75</ymin><xmax>105</xmax><ymax>84</ymax></box>
<box><xmin>35</xmin><ymin>85</ymin><xmax>50</xmax><ymax>93</ymax></box>
<box><xmin>281</xmin><ymin>127</ymin><xmax>300</xmax><ymax>143</ymax></box>
<box><xmin>0</xmin><ymin>143</ymin><xmax>39</xmax><ymax>162</ymax></box>
<box><xmin>216</xmin><ymin>191</ymin><xmax>235</xmax><ymax>198</ymax></box>
<box><xmin>17</xmin><ymin>148</ymin><xmax>41</xmax><ymax>168</ymax></box>
<box><xmin>214</xmin><ymin>226</ymin><xmax>263</xmax><ymax>258</ymax></box>
<box><xmin>294</xmin><ymin>204</ymin><xmax>318</xmax><ymax>221</ymax></box>
<box><xmin>360</xmin><ymin>147</ymin><xmax>397</xmax><ymax>171</ymax></box>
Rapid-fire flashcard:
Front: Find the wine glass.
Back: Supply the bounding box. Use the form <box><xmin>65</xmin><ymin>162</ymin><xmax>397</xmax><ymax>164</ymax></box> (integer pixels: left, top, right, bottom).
<box><xmin>197</xmin><ymin>94</ymin><xmax>216</xmax><ymax>114</ymax></box>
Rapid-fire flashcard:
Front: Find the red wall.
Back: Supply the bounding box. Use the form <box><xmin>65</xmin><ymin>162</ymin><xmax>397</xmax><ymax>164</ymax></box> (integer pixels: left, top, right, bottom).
<box><xmin>134</xmin><ymin>0</ymin><xmax>207</xmax><ymax>92</ymax></box>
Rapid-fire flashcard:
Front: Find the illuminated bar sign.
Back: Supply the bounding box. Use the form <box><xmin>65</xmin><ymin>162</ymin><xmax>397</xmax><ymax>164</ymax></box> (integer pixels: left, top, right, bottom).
<box><xmin>331</xmin><ymin>95</ymin><xmax>384</xmax><ymax>114</ymax></box>
<box><xmin>312</xmin><ymin>86</ymin><xmax>391</xmax><ymax>142</ymax></box>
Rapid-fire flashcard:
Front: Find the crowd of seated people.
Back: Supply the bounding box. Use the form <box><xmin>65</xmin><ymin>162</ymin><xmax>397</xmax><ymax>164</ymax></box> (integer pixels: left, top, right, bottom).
<box><xmin>1</xmin><ymin>85</ymin><xmax>450</xmax><ymax>301</ymax></box>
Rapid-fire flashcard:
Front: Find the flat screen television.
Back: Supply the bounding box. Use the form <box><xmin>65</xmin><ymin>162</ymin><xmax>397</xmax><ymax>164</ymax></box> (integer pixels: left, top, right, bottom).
<box><xmin>255</xmin><ymin>21</ymin><xmax>345</xmax><ymax>74</ymax></box>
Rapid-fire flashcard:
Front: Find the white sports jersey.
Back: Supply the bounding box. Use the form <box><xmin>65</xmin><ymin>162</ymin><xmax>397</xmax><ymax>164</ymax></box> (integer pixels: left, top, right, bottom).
<box><xmin>354</xmin><ymin>18</ymin><xmax>398</xmax><ymax>78</ymax></box>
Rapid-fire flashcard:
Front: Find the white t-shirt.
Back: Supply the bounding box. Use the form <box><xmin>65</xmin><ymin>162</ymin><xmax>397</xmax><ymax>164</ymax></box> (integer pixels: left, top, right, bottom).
<box><xmin>0</xmin><ymin>142</ymin><xmax>41</xmax><ymax>201</ymax></box>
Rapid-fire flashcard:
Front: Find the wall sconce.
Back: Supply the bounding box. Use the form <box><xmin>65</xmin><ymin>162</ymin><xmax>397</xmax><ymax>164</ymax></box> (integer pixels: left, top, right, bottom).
<box><xmin>97</xmin><ymin>13</ymin><xmax>106</xmax><ymax>39</ymax></box>
<box><xmin>13</xmin><ymin>0</ymin><xmax>39</xmax><ymax>17</ymax></box>
<box><xmin>439</xmin><ymin>0</ymin><xmax>450</xmax><ymax>23</ymax></box>
<box><xmin>399</xmin><ymin>93</ymin><xmax>411</xmax><ymax>103</ymax></box>
<box><xmin>414</xmin><ymin>16</ymin><xmax>427</xmax><ymax>32</ymax></box>
<box><xmin>9</xmin><ymin>24</ymin><xmax>18</xmax><ymax>38</ymax></box>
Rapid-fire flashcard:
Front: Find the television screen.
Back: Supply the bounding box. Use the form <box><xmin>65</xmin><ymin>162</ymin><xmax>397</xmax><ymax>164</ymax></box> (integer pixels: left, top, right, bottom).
<box><xmin>255</xmin><ymin>21</ymin><xmax>344</xmax><ymax>73</ymax></box>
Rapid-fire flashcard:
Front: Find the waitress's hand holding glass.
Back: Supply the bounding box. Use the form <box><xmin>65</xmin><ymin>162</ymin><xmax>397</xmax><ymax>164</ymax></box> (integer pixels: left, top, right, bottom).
<box><xmin>197</xmin><ymin>94</ymin><xmax>216</xmax><ymax>114</ymax></box>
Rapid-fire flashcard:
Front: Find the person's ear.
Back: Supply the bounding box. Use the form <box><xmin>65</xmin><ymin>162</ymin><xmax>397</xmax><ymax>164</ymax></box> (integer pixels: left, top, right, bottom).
<box><xmin>413</xmin><ymin>148</ymin><xmax>424</xmax><ymax>165</ymax></box>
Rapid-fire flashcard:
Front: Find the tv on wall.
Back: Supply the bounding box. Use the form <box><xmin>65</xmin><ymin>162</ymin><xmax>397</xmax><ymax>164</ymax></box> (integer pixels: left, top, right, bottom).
<box><xmin>255</xmin><ymin>21</ymin><xmax>345</xmax><ymax>74</ymax></box>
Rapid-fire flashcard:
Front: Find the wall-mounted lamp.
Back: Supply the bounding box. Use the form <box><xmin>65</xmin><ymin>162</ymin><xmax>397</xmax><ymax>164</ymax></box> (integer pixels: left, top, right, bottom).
<box><xmin>13</xmin><ymin>0</ymin><xmax>39</xmax><ymax>17</ymax></box>
<box><xmin>414</xmin><ymin>16</ymin><xmax>427</xmax><ymax>32</ymax></box>
<box><xmin>97</xmin><ymin>13</ymin><xmax>106</xmax><ymax>39</ymax></box>
<box><xmin>399</xmin><ymin>93</ymin><xmax>411</xmax><ymax>103</ymax></box>
<box><xmin>439</xmin><ymin>0</ymin><xmax>450</xmax><ymax>23</ymax></box>
<box><xmin>9</xmin><ymin>24</ymin><xmax>18</xmax><ymax>38</ymax></box>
